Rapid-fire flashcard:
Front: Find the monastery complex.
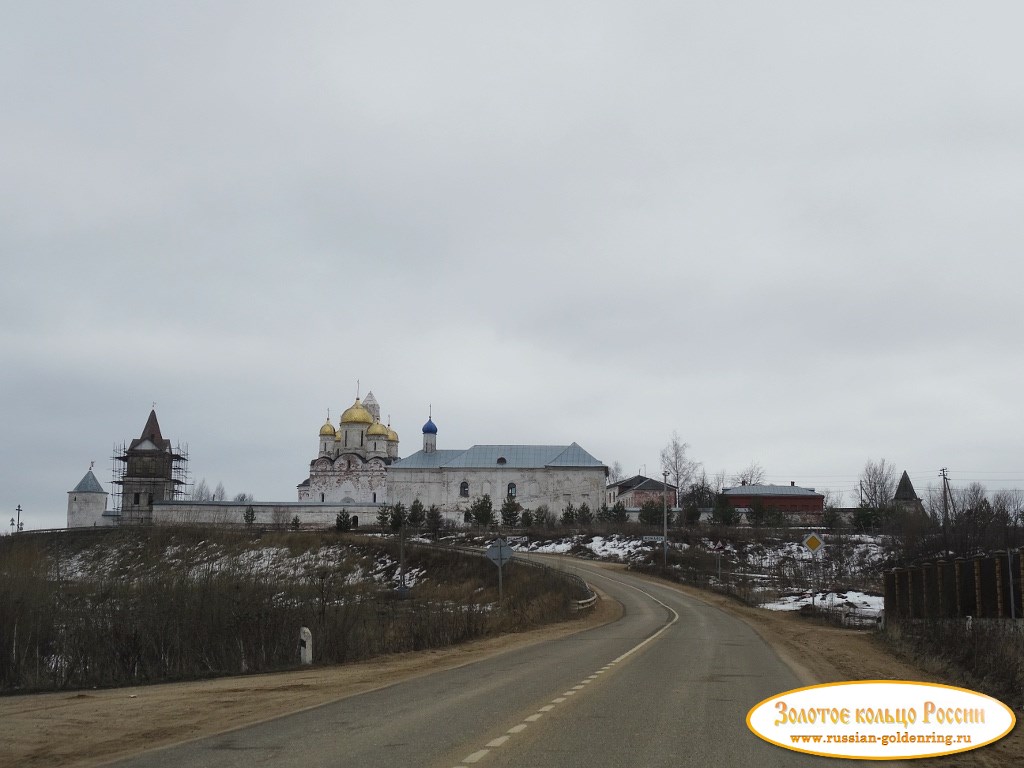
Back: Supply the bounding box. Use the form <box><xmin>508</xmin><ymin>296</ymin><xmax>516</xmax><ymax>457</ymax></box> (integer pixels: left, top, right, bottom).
<box><xmin>67</xmin><ymin>389</ymin><xmax>609</xmax><ymax>528</ymax></box>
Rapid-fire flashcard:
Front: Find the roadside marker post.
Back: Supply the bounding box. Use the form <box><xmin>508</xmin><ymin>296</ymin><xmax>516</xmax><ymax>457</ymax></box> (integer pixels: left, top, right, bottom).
<box><xmin>486</xmin><ymin>538</ymin><xmax>515</xmax><ymax>603</ymax></box>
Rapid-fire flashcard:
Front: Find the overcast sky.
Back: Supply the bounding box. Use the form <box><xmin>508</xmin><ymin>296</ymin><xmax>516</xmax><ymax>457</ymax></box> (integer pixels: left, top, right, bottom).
<box><xmin>4</xmin><ymin>2</ymin><xmax>1024</xmax><ymax>530</ymax></box>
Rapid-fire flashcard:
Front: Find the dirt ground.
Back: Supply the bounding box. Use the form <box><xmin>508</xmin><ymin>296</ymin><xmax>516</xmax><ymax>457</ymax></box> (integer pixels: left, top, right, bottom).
<box><xmin>1</xmin><ymin>567</ymin><xmax>1019</xmax><ymax>768</ymax></box>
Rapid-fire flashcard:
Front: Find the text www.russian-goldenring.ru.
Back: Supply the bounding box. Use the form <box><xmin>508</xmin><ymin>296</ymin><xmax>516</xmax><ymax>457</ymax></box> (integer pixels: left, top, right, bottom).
<box><xmin>790</xmin><ymin>732</ymin><xmax>972</xmax><ymax>747</ymax></box>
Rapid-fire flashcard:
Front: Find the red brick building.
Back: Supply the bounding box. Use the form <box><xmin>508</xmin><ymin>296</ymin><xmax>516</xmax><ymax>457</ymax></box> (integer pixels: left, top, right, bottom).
<box><xmin>722</xmin><ymin>482</ymin><xmax>824</xmax><ymax>522</ymax></box>
<box><xmin>606</xmin><ymin>474</ymin><xmax>677</xmax><ymax>509</ymax></box>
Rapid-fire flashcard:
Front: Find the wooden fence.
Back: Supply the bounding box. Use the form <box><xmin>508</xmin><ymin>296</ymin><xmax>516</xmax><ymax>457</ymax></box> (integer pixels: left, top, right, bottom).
<box><xmin>884</xmin><ymin>549</ymin><xmax>1023</xmax><ymax>621</ymax></box>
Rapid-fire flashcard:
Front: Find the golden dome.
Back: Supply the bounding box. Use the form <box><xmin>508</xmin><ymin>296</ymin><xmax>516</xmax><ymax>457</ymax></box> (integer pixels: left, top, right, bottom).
<box><xmin>340</xmin><ymin>398</ymin><xmax>373</xmax><ymax>425</ymax></box>
<box><xmin>319</xmin><ymin>420</ymin><xmax>337</xmax><ymax>437</ymax></box>
<box><xmin>387</xmin><ymin>427</ymin><xmax>399</xmax><ymax>442</ymax></box>
<box><xmin>367</xmin><ymin>421</ymin><xmax>389</xmax><ymax>437</ymax></box>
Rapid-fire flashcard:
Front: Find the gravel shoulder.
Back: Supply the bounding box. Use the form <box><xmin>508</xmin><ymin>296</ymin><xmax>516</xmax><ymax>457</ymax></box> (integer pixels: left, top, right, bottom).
<box><xmin>1</xmin><ymin>563</ymin><xmax>1019</xmax><ymax>768</ymax></box>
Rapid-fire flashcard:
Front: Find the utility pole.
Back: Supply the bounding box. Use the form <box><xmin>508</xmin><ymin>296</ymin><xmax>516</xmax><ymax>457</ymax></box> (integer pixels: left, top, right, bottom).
<box><xmin>1008</xmin><ymin>551</ymin><xmax>1017</xmax><ymax>621</ymax></box>
<box><xmin>939</xmin><ymin>468</ymin><xmax>950</xmax><ymax>528</ymax></box>
<box><xmin>15</xmin><ymin>505</ymin><xmax>22</xmax><ymax>533</ymax></box>
<box><xmin>662</xmin><ymin>471</ymin><xmax>669</xmax><ymax>567</ymax></box>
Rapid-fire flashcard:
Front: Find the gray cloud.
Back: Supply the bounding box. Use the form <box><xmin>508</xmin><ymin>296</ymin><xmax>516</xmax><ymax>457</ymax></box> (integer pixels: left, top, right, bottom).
<box><xmin>4</xmin><ymin>2</ymin><xmax>1024</xmax><ymax>527</ymax></box>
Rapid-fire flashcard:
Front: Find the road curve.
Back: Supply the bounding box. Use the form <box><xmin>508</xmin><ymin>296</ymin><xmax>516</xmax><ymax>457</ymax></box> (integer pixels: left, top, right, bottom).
<box><xmin>109</xmin><ymin>559</ymin><xmax>818</xmax><ymax>768</ymax></box>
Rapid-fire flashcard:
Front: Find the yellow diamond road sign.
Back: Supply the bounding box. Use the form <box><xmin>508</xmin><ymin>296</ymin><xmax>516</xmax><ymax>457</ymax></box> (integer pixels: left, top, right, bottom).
<box><xmin>803</xmin><ymin>533</ymin><xmax>824</xmax><ymax>553</ymax></box>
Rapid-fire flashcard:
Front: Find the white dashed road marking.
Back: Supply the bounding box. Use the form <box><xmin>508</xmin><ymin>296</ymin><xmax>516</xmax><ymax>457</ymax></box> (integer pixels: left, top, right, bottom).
<box><xmin>455</xmin><ymin>569</ymin><xmax>680</xmax><ymax>765</ymax></box>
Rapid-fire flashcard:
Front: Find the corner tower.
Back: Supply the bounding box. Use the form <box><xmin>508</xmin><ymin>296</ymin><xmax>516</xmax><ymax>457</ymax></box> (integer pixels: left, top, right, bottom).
<box><xmin>67</xmin><ymin>466</ymin><xmax>112</xmax><ymax>528</ymax></box>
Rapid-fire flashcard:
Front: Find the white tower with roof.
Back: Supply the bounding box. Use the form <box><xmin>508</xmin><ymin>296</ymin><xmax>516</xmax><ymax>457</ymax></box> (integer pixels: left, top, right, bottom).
<box><xmin>67</xmin><ymin>466</ymin><xmax>112</xmax><ymax>527</ymax></box>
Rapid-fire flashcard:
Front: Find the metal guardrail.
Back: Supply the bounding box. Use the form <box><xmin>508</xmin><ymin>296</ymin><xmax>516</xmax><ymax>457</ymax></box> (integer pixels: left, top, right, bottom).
<box><xmin>574</xmin><ymin>593</ymin><xmax>598</xmax><ymax>611</ymax></box>
<box><xmin>509</xmin><ymin>550</ymin><xmax>597</xmax><ymax>610</ymax></box>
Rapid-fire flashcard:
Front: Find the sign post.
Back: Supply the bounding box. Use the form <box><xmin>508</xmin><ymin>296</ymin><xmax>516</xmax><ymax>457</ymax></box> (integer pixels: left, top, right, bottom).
<box><xmin>486</xmin><ymin>537</ymin><xmax>514</xmax><ymax>603</ymax></box>
<box><xmin>803</xmin><ymin>533</ymin><xmax>824</xmax><ymax>608</ymax></box>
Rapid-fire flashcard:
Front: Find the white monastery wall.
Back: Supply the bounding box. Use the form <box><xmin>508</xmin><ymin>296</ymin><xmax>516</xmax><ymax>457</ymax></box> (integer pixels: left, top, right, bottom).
<box><xmin>152</xmin><ymin>501</ymin><xmax>379</xmax><ymax>529</ymax></box>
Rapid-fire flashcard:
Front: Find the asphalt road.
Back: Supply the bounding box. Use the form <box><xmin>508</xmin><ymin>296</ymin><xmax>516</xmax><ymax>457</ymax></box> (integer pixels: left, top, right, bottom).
<box><xmin>110</xmin><ymin>560</ymin><xmax>820</xmax><ymax>768</ymax></box>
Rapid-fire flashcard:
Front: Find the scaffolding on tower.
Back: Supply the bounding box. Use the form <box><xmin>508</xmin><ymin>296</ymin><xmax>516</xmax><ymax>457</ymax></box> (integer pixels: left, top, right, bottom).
<box><xmin>109</xmin><ymin>440</ymin><xmax>190</xmax><ymax>524</ymax></box>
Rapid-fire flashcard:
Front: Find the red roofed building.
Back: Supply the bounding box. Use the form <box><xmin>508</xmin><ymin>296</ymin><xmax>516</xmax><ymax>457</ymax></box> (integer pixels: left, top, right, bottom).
<box><xmin>722</xmin><ymin>482</ymin><xmax>824</xmax><ymax>523</ymax></box>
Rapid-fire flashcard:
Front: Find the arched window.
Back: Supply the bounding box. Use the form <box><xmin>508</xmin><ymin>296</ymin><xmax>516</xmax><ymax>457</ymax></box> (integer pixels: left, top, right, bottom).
<box><xmin>507</xmin><ymin>482</ymin><xmax>517</xmax><ymax>498</ymax></box>
<box><xmin>497</xmin><ymin>457</ymin><xmax>507</xmax><ymax>465</ymax></box>
<box><xmin>460</xmin><ymin>481</ymin><xmax>469</xmax><ymax>498</ymax></box>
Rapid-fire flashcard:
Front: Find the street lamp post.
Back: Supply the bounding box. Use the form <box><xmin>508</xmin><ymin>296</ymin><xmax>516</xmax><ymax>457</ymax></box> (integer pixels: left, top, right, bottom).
<box><xmin>662</xmin><ymin>471</ymin><xmax>669</xmax><ymax>566</ymax></box>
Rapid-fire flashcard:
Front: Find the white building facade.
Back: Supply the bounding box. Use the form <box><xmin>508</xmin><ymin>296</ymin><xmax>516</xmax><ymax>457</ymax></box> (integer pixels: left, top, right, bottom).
<box><xmin>388</xmin><ymin>429</ymin><xmax>607</xmax><ymax>519</ymax></box>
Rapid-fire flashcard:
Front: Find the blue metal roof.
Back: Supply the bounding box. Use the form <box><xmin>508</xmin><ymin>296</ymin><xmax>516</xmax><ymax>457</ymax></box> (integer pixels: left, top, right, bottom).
<box><xmin>546</xmin><ymin>443</ymin><xmax>604</xmax><ymax>467</ymax></box>
<box><xmin>392</xmin><ymin>450</ymin><xmax>465</xmax><ymax>469</ymax></box>
<box><xmin>393</xmin><ymin>444</ymin><xmax>604</xmax><ymax>470</ymax></box>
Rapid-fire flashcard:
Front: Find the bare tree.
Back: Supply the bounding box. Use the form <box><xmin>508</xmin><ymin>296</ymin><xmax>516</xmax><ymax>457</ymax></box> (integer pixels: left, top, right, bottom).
<box><xmin>660</xmin><ymin>432</ymin><xmax>699</xmax><ymax>506</ymax></box>
<box><xmin>609</xmin><ymin>461</ymin><xmax>624</xmax><ymax>483</ymax></box>
<box><xmin>858</xmin><ymin>459</ymin><xmax>897</xmax><ymax>511</ymax></box>
<box><xmin>191</xmin><ymin>478</ymin><xmax>212</xmax><ymax>502</ymax></box>
<box><xmin>992</xmin><ymin>489</ymin><xmax>1024</xmax><ymax>550</ymax></box>
<box><xmin>213</xmin><ymin>482</ymin><xmax>226</xmax><ymax>502</ymax></box>
<box><xmin>233</xmin><ymin>492</ymin><xmax>255</xmax><ymax>503</ymax></box>
<box><xmin>730</xmin><ymin>461</ymin><xmax>766</xmax><ymax>487</ymax></box>
<box><xmin>948</xmin><ymin>482</ymin><xmax>993</xmax><ymax>555</ymax></box>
